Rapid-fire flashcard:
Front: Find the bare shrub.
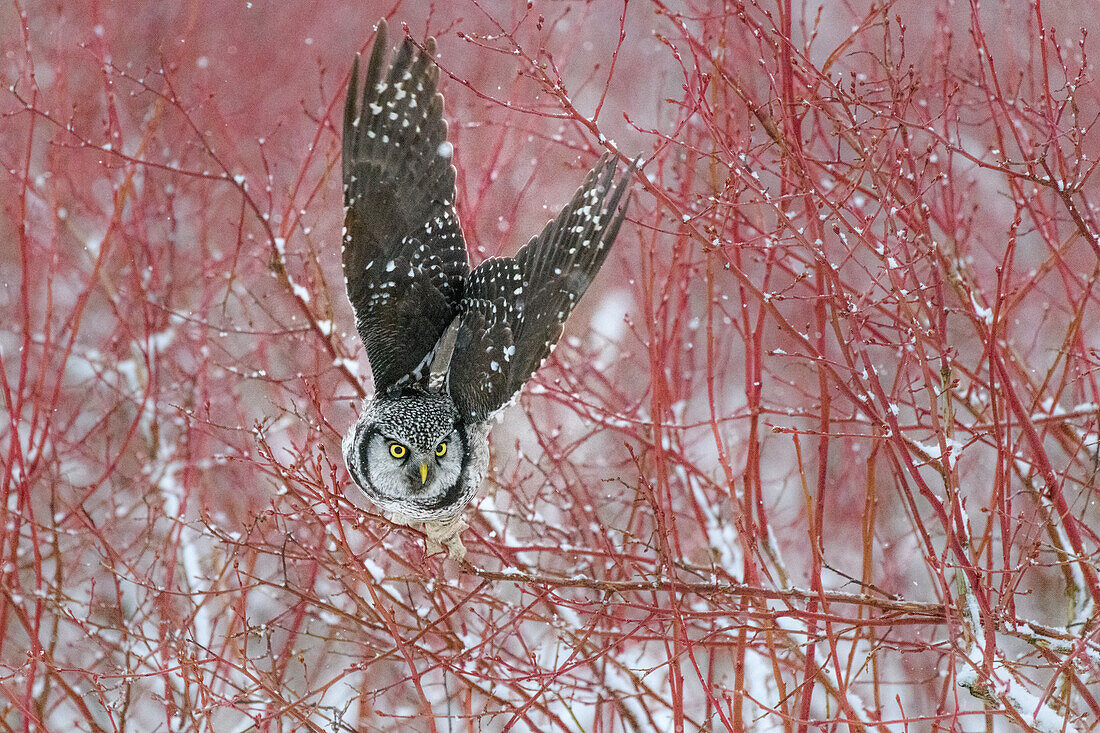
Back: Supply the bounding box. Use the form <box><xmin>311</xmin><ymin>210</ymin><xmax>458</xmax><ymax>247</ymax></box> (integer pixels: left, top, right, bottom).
<box><xmin>1</xmin><ymin>1</ymin><xmax>1097</xmax><ymax>730</ymax></box>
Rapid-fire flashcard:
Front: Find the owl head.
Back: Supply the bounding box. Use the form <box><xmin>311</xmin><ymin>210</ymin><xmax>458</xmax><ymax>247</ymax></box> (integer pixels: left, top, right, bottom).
<box><xmin>342</xmin><ymin>390</ymin><xmax>470</xmax><ymax>521</ymax></box>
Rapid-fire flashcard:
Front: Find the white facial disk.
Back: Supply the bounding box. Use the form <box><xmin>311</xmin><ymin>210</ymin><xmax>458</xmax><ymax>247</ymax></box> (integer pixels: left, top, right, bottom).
<box><xmin>361</xmin><ymin>427</ymin><xmax>463</xmax><ymax>509</ymax></box>
<box><xmin>342</xmin><ymin>392</ymin><xmax>469</xmax><ymax>520</ymax></box>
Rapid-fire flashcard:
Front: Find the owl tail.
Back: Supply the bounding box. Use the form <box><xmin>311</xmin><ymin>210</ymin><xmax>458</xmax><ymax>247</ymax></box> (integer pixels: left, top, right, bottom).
<box><xmin>427</xmin><ymin>317</ymin><xmax>462</xmax><ymax>391</ymax></box>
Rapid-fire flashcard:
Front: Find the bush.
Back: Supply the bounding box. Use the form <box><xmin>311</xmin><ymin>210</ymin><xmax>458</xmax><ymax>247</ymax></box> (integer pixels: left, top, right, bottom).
<box><xmin>2</xmin><ymin>1</ymin><xmax>1097</xmax><ymax>730</ymax></box>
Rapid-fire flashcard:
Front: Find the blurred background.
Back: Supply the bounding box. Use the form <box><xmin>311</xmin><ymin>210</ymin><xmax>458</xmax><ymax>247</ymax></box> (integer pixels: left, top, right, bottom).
<box><xmin>2</xmin><ymin>1</ymin><xmax>1099</xmax><ymax>730</ymax></box>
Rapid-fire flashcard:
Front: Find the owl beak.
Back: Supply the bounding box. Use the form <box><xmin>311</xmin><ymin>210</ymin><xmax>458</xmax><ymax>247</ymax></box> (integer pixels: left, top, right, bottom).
<box><xmin>419</xmin><ymin>463</ymin><xmax>428</xmax><ymax>484</ymax></box>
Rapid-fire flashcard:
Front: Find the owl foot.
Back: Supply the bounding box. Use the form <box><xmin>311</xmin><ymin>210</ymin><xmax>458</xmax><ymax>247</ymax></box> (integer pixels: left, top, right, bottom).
<box><xmin>423</xmin><ymin>517</ymin><xmax>468</xmax><ymax>561</ymax></box>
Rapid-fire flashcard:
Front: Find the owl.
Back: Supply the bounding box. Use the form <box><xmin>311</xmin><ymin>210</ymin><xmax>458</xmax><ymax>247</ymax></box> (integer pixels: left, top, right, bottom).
<box><xmin>340</xmin><ymin>20</ymin><xmax>633</xmax><ymax>559</ymax></box>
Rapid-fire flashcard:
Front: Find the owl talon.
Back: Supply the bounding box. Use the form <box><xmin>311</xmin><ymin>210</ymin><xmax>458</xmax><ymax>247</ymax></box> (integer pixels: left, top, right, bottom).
<box><xmin>443</xmin><ymin>534</ymin><xmax>466</xmax><ymax>562</ymax></box>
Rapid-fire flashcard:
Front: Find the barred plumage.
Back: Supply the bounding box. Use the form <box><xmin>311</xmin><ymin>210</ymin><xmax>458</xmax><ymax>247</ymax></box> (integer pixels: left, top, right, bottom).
<box><xmin>340</xmin><ymin>20</ymin><xmax>633</xmax><ymax>558</ymax></box>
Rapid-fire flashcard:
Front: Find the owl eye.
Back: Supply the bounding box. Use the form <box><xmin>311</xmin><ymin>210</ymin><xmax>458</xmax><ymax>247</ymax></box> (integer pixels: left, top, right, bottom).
<box><xmin>435</xmin><ymin>442</ymin><xmax>447</xmax><ymax>457</ymax></box>
<box><xmin>388</xmin><ymin>443</ymin><xmax>407</xmax><ymax>459</ymax></box>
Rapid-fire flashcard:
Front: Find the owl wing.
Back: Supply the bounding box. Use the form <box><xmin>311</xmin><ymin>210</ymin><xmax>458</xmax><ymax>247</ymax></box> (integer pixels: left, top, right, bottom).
<box><xmin>342</xmin><ymin>20</ymin><xmax>470</xmax><ymax>393</ymax></box>
<box><xmin>447</xmin><ymin>154</ymin><xmax>633</xmax><ymax>423</ymax></box>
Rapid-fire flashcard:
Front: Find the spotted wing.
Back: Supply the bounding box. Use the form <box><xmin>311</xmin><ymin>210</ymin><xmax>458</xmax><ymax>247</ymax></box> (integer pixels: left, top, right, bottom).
<box><xmin>342</xmin><ymin>20</ymin><xmax>470</xmax><ymax>393</ymax></box>
<box><xmin>447</xmin><ymin>154</ymin><xmax>632</xmax><ymax>423</ymax></box>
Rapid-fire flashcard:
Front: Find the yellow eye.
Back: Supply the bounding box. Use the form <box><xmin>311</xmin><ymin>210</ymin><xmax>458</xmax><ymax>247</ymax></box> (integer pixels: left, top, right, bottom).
<box><xmin>435</xmin><ymin>442</ymin><xmax>447</xmax><ymax>457</ymax></box>
<box><xmin>388</xmin><ymin>443</ymin><xmax>406</xmax><ymax>459</ymax></box>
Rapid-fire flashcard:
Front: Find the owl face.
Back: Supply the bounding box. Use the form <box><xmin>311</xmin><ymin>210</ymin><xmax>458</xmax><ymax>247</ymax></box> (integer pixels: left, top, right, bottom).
<box><xmin>342</xmin><ymin>391</ymin><xmax>469</xmax><ymax>520</ymax></box>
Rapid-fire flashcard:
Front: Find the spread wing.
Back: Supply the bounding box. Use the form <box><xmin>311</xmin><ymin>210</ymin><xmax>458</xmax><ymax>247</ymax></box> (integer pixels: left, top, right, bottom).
<box><xmin>447</xmin><ymin>154</ymin><xmax>633</xmax><ymax>423</ymax></box>
<box><xmin>342</xmin><ymin>20</ymin><xmax>470</xmax><ymax>393</ymax></box>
